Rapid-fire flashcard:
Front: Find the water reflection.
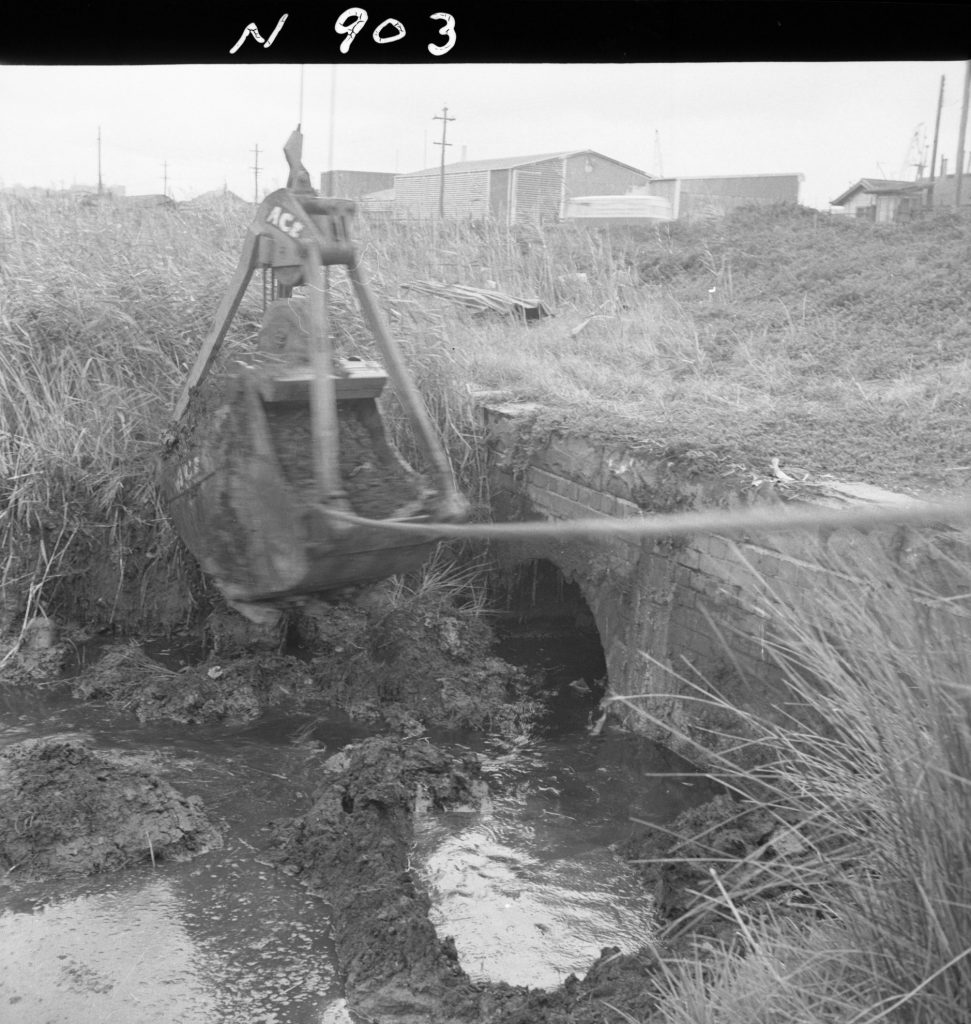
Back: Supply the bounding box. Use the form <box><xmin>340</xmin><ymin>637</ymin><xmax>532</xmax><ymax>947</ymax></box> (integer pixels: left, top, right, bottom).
<box><xmin>0</xmin><ymin>878</ymin><xmax>220</xmax><ymax>1023</ymax></box>
<box><xmin>415</xmin><ymin>806</ymin><xmax>657</xmax><ymax>989</ymax></box>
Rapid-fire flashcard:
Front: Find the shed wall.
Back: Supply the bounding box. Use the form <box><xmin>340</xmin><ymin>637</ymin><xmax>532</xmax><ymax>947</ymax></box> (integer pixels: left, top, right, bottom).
<box><xmin>393</xmin><ymin>169</ymin><xmax>490</xmax><ymax>219</ymax></box>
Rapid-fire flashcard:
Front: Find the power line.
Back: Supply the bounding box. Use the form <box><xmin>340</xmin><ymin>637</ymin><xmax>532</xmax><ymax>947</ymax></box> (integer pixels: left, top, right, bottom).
<box><xmin>433</xmin><ymin>105</ymin><xmax>455</xmax><ymax>218</ymax></box>
<box><xmin>251</xmin><ymin>144</ymin><xmax>261</xmax><ymax>204</ymax></box>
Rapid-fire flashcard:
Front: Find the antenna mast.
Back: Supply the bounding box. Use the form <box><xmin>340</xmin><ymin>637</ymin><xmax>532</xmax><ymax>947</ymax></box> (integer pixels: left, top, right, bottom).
<box><xmin>97</xmin><ymin>126</ymin><xmax>103</xmax><ymax>195</ymax></box>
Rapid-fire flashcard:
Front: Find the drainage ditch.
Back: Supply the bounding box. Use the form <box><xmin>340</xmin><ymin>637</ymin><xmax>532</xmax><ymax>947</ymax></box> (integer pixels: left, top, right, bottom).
<box><xmin>0</xmin><ymin>577</ymin><xmax>722</xmax><ymax>1023</ymax></box>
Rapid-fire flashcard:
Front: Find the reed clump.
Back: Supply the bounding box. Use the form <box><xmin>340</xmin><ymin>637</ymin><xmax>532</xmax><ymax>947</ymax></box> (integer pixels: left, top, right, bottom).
<box><xmin>0</xmin><ymin>195</ymin><xmax>258</xmax><ymax>632</ymax></box>
<box><xmin>621</xmin><ymin>526</ymin><xmax>971</xmax><ymax>1024</ymax></box>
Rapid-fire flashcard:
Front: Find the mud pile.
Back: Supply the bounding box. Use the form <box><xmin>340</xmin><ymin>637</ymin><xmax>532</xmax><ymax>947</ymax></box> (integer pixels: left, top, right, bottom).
<box><xmin>70</xmin><ymin>643</ymin><xmax>318</xmax><ymax>725</ymax></box>
<box><xmin>271</xmin><ymin>736</ymin><xmax>670</xmax><ymax>1024</ymax></box>
<box><xmin>298</xmin><ymin>593</ymin><xmax>544</xmax><ymax>736</ymax></box>
<box><xmin>0</xmin><ymin>737</ymin><xmax>221</xmax><ymax>880</ymax></box>
<box><xmin>271</xmin><ymin>736</ymin><xmax>485</xmax><ymax>1023</ymax></box>
<box><xmin>59</xmin><ymin>590</ymin><xmax>542</xmax><ymax>737</ymax></box>
<box><xmin>268</xmin><ymin>400</ymin><xmax>425</xmax><ymax>518</ymax></box>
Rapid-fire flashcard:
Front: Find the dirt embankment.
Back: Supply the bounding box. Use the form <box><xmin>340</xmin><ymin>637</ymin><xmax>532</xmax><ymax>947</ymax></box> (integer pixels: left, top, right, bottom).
<box><xmin>0</xmin><ymin>737</ymin><xmax>221</xmax><ymax>881</ymax></box>
<box><xmin>270</xmin><ymin>737</ymin><xmax>485</xmax><ymax>1023</ymax></box>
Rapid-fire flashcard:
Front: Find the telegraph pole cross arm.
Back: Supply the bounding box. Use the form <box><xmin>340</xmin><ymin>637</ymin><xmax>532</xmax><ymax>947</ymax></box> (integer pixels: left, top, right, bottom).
<box><xmin>433</xmin><ymin>105</ymin><xmax>455</xmax><ymax>219</ymax></box>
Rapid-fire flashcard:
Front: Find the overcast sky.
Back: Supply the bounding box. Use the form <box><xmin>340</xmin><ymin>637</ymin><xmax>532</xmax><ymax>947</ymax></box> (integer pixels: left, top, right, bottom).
<box><xmin>0</xmin><ymin>62</ymin><xmax>967</xmax><ymax>209</ymax></box>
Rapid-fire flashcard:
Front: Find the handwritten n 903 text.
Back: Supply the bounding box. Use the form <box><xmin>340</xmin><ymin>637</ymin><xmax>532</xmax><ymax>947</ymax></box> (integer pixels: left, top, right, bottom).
<box><xmin>229</xmin><ymin>10</ymin><xmax>456</xmax><ymax>56</ymax></box>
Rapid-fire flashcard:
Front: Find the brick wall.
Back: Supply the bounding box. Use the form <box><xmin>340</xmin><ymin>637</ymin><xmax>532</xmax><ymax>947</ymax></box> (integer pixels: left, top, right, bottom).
<box><xmin>479</xmin><ymin>402</ymin><xmax>953</xmax><ymax>767</ymax></box>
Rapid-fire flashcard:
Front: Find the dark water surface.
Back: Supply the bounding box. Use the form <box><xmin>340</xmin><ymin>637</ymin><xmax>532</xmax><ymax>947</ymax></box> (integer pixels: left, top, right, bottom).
<box><xmin>0</xmin><ymin>628</ymin><xmax>719</xmax><ymax>1021</ymax></box>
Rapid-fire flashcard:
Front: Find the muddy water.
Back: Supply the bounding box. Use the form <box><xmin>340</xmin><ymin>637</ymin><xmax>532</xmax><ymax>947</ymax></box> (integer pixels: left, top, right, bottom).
<box><xmin>414</xmin><ymin>733</ymin><xmax>706</xmax><ymax>990</ymax></box>
<box><xmin>0</xmin><ymin>694</ymin><xmax>368</xmax><ymax>1024</ymax></box>
<box><xmin>0</xmin><ymin>628</ymin><xmax>718</xmax><ymax>1022</ymax></box>
<box><xmin>414</xmin><ymin>623</ymin><xmax>720</xmax><ymax>990</ymax></box>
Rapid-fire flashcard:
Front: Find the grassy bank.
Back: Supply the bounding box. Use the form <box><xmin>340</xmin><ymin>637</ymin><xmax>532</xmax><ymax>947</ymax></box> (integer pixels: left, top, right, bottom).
<box><xmin>355</xmin><ymin>205</ymin><xmax>971</xmax><ymax>496</ymax></box>
<box><xmin>620</xmin><ymin>525</ymin><xmax>971</xmax><ymax>1024</ymax></box>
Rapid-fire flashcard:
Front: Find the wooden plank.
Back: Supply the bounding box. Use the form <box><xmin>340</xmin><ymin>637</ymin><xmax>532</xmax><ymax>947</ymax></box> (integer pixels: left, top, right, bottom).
<box><xmin>259</xmin><ymin>371</ymin><xmax>386</xmax><ymax>403</ymax></box>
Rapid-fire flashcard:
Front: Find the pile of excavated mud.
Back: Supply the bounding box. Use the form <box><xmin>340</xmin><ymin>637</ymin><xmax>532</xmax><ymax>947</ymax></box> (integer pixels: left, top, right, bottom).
<box><xmin>62</xmin><ymin>594</ymin><xmax>543</xmax><ymax>738</ymax></box>
<box><xmin>268</xmin><ymin>400</ymin><xmax>425</xmax><ymax>518</ymax></box>
<box><xmin>270</xmin><ymin>736</ymin><xmax>670</xmax><ymax>1024</ymax></box>
<box><xmin>70</xmin><ymin>643</ymin><xmax>320</xmax><ymax>725</ymax></box>
<box><xmin>271</xmin><ymin>737</ymin><xmax>486</xmax><ymax>1023</ymax></box>
<box><xmin>297</xmin><ymin>593</ymin><xmax>544</xmax><ymax>736</ymax></box>
<box><xmin>0</xmin><ymin>737</ymin><xmax>221</xmax><ymax>880</ymax></box>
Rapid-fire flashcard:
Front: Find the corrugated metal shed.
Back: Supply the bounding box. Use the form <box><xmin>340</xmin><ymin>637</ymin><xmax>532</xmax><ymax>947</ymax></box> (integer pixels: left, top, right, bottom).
<box><xmin>394</xmin><ymin>150</ymin><xmax>650</xmax><ymax>224</ymax></box>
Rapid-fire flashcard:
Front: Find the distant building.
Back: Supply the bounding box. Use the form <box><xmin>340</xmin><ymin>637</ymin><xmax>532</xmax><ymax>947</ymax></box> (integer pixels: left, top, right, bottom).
<box><xmin>181</xmin><ymin>188</ymin><xmax>250</xmax><ymax>209</ymax></box>
<box><xmin>830</xmin><ymin>178</ymin><xmax>926</xmax><ymax>222</ymax></box>
<box><xmin>394</xmin><ymin>151</ymin><xmax>651</xmax><ymax>225</ymax></box>
<box><xmin>635</xmin><ymin>174</ymin><xmax>803</xmax><ymax>222</ymax></box>
<box><xmin>320</xmin><ymin>170</ymin><xmax>395</xmax><ymax>199</ymax></box>
<box><xmin>831</xmin><ymin>171</ymin><xmax>971</xmax><ymax>223</ymax></box>
<box><xmin>118</xmin><ymin>194</ymin><xmax>176</xmax><ymax>209</ymax></box>
<box><xmin>69</xmin><ymin>183</ymin><xmax>126</xmax><ymax>198</ymax></box>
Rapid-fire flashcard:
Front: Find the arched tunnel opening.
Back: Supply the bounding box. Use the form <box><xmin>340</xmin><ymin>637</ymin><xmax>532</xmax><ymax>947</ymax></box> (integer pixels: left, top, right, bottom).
<box><xmin>487</xmin><ymin>558</ymin><xmax>608</xmax><ymax>732</ymax></box>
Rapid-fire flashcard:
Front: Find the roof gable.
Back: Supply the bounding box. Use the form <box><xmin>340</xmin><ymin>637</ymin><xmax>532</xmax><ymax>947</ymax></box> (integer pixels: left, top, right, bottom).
<box><xmin>399</xmin><ymin>150</ymin><xmax>648</xmax><ymax>178</ymax></box>
<box><xmin>831</xmin><ymin>177</ymin><xmax>926</xmax><ymax>206</ymax></box>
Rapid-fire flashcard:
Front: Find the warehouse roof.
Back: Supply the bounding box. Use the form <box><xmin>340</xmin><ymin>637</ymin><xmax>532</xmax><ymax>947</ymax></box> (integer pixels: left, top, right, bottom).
<box><xmin>399</xmin><ymin>150</ymin><xmax>649</xmax><ymax>178</ymax></box>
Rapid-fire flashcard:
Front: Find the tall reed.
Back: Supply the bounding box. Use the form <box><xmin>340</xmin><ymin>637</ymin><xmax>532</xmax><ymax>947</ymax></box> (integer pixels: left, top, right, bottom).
<box><xmin>624</xmin><ymin>527</ymin><xmax>971</xmax><ymax>1024</ymax></box>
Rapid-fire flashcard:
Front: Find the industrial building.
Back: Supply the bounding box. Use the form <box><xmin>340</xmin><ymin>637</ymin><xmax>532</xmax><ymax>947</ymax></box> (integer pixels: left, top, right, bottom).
<box><xmin>392</xmin><ymin>151</ymin><xmax>651</xmax><ymax>225</ymax></box>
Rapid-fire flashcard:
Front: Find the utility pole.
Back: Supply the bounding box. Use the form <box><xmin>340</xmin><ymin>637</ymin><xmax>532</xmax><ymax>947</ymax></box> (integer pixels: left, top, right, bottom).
<box><xmin>252</xmin><ymin>144</ymin><xmax>262</xmax><ymax>204</ymax></box>
<box><xmin>928</xmin><ymin>75</ymin><xmax>945</xmax><ymax>208</ymax></box>
<box><xmin>97</xmin><ymin>126</ymin><xmax>103</xmax><ymax>195</ymax></box>
<box><xmin>162</xmin><ymin>161</ymin><xmax>169</xmax><ymax>198</ymax></box>
<box><xmin>433</xmin><ymin>106</ymin><xmax>454</xmax><ymax>218</ymax></box>
<box><xmin>956</xmin><ymin>60</ymin><xmax>971</xmax><ymax>211</ymax></box>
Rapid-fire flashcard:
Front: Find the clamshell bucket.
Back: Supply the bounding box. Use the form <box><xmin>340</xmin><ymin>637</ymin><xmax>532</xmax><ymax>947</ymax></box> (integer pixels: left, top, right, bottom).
<box><xmin>158</xmin><ymin>129</ymin><xmax>467</xmax><ymax>612</ymax></box>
